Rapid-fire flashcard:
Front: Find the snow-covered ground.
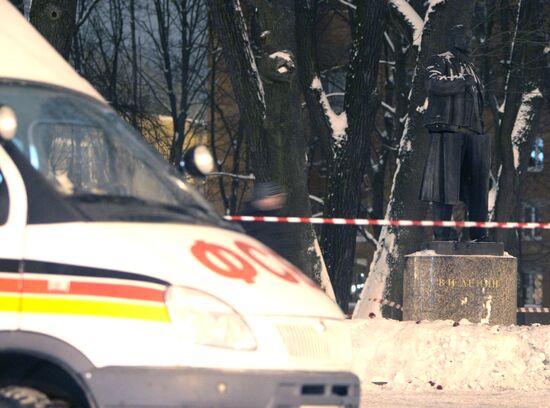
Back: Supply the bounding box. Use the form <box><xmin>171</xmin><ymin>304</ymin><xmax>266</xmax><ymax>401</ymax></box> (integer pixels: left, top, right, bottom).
<box><xmin>350</xmin><ymin>318</ymin><xmax>550</xmax><ymax>407</ymax></box>
<box><xmin>360</xmin><ymin>390</ymin><xmax>550</xmax><ymax>408</ymax></box>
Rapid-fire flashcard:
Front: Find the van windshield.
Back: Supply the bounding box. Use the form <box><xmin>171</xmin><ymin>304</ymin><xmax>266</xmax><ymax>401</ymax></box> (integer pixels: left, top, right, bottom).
<box><xmin>4</xmin><ymin>83</ymin><xmax>225</xmax><ymax>226</ymax></box>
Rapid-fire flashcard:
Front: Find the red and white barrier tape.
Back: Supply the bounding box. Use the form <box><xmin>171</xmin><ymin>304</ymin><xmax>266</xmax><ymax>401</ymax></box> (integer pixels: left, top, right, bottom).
<box><xmin>228</xmin><ymin>216</ymin><xmax>550</xmax><ymax>313</ymax></box>
<box><xmin>368</xmin><ymin>298</ymin><xmax>403</xmax><ymax>310</ymax></box>
<box><xmin>517</xmin><ymin>307</ymin><xmax>550</xmax><ymax>313</ymax></box>
<box><xmin>365</xmin><ymin>298</ymin><xmax>550</xmax><ymax>314</ymax></box>
<box><xmin>225</xmin><ymin>215</ymin><xmax>550</xmax><ymax>229</ymax></box>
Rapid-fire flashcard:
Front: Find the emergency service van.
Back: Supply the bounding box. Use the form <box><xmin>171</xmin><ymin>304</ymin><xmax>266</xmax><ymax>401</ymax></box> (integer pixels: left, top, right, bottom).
<box><xmin>0</xmin><ymin>2</ymin><xmax>359</xmax><ymax>407</ymax></box>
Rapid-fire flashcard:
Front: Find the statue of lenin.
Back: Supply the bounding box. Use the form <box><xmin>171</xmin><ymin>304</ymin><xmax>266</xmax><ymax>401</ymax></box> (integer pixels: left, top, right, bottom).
<box><xmin>420</xmin><ymin>24</ymin><xmax>490</xmax><ymax>241</ymax></box>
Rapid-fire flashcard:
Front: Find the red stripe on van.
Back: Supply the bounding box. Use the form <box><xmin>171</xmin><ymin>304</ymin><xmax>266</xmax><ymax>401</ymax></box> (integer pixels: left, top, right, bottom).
<box><xmin>21</xmin><ymin>279</ymin><xmax>165</xmax><ymax>303</ymax></box>
<box><xmin>0</xmin><ymin>278</ymin><xmax>20</xmax><ymax>292</ymax></box>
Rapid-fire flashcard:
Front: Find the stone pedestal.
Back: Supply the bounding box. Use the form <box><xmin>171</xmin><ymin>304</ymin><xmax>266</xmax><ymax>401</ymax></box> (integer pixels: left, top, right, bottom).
<box><xmin>403</xmin><ymin>242</ymin><xmax>517</xmax><ymax>325</ymax></box>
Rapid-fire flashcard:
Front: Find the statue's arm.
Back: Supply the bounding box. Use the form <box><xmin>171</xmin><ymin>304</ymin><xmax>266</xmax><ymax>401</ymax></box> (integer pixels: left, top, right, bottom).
<box><xmin>425</xmin><ymin>57</ymin><xmax>466</xmax><ymax>96</ymax></box>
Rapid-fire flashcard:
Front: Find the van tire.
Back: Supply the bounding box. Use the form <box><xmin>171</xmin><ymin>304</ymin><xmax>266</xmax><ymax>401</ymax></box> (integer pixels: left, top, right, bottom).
<box><xmin>0</xmin><ymin>386</ymin><xmax>53</xmax><ymax>408</ymax></box>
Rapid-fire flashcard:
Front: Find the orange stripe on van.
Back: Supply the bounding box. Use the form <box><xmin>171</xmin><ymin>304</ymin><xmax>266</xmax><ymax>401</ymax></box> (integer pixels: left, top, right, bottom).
<box><xmin>21</xmin><ymin>279</ymin><xmax>165</xmax><ymax>302</ymax></box>
<box><xmin>0</xmin><ymin>278</ymin><xmax>20</xmax><ymax>292</ymax></box>
<box><xmin>0</xmin><ymin>276</ymin><xmax>170</xmax><ymax>322</ymax></box>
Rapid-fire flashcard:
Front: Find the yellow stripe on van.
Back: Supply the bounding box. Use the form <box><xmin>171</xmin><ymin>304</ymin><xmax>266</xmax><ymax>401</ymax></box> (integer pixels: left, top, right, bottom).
<box><xmin>0</xmin><ymin>294</ymin><xmax>19</xmax><ymax>312</ymax></box>
<box><xmin>21</xmin><ymin>296</ymin><xmax>170</xmax><ymax>322</ymax></box>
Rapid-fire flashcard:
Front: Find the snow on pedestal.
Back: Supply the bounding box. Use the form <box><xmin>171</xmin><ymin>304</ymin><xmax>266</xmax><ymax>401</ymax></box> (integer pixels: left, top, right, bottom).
<box><xmin>403</xmin><ymin>244</ymin><xmax>517</xmax><ymax>325</ymax></box>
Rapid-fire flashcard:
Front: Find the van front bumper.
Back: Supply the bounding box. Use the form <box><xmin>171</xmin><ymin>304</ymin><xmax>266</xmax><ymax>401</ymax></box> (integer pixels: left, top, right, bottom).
<box><xmin>86</xmin><ymin>366</ymin><xmax>360</xmax><ymax>408</ymax></box>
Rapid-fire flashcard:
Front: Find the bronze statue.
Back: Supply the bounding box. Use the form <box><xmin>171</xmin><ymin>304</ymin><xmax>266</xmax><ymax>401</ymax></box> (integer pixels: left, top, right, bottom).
<box><xmin>420</xmin><ymin>25</ymin><xmax>489</xmax><ymax>241</ymax></box>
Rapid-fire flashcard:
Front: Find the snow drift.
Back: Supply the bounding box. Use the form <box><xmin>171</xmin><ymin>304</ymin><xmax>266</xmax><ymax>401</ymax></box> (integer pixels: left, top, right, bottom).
<box><xmin>350</xmin><ymin>318</ymin><xmax>550</xmax><ymax>392</ymax></box>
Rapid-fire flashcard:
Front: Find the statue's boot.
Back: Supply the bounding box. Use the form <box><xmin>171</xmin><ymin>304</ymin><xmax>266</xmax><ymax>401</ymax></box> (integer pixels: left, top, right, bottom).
<box><xmin>432</xmin><ymin>202</ymin><xmax>453</xmax><ymax>241</ymax></box>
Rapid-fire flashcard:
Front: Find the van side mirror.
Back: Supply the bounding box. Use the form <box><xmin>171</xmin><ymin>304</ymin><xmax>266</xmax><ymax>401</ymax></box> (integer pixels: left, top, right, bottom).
<box><xmin>0</xmin><ymin>106</ymin><xmax>17</xmax><ymax>142</ymax></box>
<box><xmin>178</xmin><ymin>145</ymin><xmax>215</xmax><ymax>177</ymax></box>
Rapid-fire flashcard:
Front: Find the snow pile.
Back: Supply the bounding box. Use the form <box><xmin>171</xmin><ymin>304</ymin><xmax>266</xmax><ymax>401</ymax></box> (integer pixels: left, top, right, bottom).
<box><xmin>350</xmin><ymin>318</ymin><xmax>550</xmax><ymax>392</ymax></box>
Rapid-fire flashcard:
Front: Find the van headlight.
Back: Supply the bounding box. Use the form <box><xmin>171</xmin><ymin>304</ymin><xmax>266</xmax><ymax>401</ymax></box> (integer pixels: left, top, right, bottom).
<box><xmin>166</xmin><ymin>286</ymin><xmax>257</xmax><ymax>350</ymax></box>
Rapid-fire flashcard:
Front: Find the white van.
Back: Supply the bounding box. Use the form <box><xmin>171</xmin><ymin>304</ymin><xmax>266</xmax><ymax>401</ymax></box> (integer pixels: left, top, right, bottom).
<box><xmin>0</xmin><ymin>2</ymin><xmax>359</xmax><ymax>407</ymax></box>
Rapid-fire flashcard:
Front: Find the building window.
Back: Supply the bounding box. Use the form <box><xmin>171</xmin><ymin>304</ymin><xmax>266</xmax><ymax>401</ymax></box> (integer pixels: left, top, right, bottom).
<box><xmin>528</xmin><ymin>137</ymin><xmax>544</xmax><ymax>172</ymax></box>
<box><xmin>523</xmin><ymin>267</ymin><xmax>543</xmax><ymax>306</ymax></box>
<box><xmin>521</xmin><ymin>203</ymin><xmax>542</xmax><ymax>241</ymax></box>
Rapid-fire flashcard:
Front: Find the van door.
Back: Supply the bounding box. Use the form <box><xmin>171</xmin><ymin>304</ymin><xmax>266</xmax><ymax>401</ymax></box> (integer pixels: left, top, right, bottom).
<box><xmin>0</xmin><ymin>145</ymin><xmax>27</xmax><ymax>330</ymax></box>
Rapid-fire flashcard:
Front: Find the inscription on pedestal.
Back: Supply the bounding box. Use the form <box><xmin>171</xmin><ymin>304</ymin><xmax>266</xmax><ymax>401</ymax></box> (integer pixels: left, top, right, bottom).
<box><xmin>403</xmin><ymin>247</ymin><xmax>517</xmax><ymax>325</ymax></box>
<box><xmin>438</xmin><ymin>278</ymin><xmax>500</xmax><ymax>289</ymax></box>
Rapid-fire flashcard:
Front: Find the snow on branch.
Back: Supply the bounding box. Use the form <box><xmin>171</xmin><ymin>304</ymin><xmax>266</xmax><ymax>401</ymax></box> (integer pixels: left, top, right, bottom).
<box><xmin>359</xmin><ymin>226</ymin><xmax>379</xmax><ymax>247</ymax></box>
<box><xmin>383</xmin><ymin>32</ymin><xmax>395</xmax><ymax>53</ymax></box>
<box><xmin>309</xmin><ymin>195</ymin><xmax>325</xmax><ymax>205</ymax></box>
<box><xmin>234</xmin><ymin>0</ymin><xmax>266</xmax><ymax>115</ymax></box>
<box><xmin>381</xmin><ymin>101</ymin><xmax>396</xmax><ymax>115</ymax></box>
<box><xmin>512</xmin><ymin>88</ymin><xmax>543</xmax><ymax>170</ymax></box>
<box><xmin>389</xmin><ymin>0</ymin><xmax>423</xmax><ymax>47</ymax></box>
<box><xmin>337</xmin><ymin>0</ymin><xmax>356</xmax><ymax>10</ymax></box>
<box><xmin>417</xmin><ymin>0</ymin><xmax>446</xmax><ymax>52</ymax></box>
<box><xmin>207</xmin><ymin>171</ymin><xmax>255</xmax><ymax>180</ymax></box>
<box><xmin>314</xmin><ymin>239</ymin><xmax>336</xmax><ymax>301</ymax></box>
<box><xmin>269</xmin><ymin>51</ymin><xmax>293</xmax><ymax>63</ymax></box>
<box><xmin>425</xmin><ymin>0</ymin><xmax>446</xmax><ymax>15</ymax></box>
<box><xmin>488</xmin><ymin>169</ymin><xmax>499</xmax><ymax>220</ymax></box>
<box><xmin>311</xmin><ymin>76</ymin><xmax>348</xmax><ymax>149</ymax></box>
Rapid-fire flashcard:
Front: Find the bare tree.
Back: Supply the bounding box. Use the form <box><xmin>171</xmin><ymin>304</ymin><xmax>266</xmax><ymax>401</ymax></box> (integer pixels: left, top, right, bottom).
<box><xmin>129</xmin><ymin>0</ymin><xmax>139</xmax><ymax>128</ymax></box>
<box><xmin>207</xmin><ymin>39</ymin><xmax>250</xmax><ymax>214</ymax></box>
<box><xmin>296</xmin><ymin>0</ymin><xmax>389</xmax><ymax>310</ymax></box>
<box><xmin>491</xmin><ymin>0</ymin><xmax>547</xmax><ymax>245</ymax></box>
<box><xmin>138</xmin><ymin>0</ymin><xmax>209</xmax><ymax>165</ymax></box>
<box><xmin>72</xmin><ymin>0</ymin><xmax>209</xmax><ymax>160</ymax></box>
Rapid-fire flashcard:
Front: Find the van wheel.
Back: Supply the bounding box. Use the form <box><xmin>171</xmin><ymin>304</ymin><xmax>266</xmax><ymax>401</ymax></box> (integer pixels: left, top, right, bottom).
<box><xmin>0</xmin><ymin>386</ymin><xmax>53</xmax><ymax>408</ymax></box>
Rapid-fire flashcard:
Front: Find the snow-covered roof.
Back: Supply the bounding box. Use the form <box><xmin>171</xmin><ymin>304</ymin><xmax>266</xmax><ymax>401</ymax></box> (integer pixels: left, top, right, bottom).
<box><xmin>0</xmin><ymin>2</ymin><xmax>105</xmax><ymax>103</ymax></box>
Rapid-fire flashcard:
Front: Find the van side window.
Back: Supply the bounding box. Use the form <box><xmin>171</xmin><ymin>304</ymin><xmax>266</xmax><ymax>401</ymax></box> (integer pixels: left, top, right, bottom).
<box><xmin>0</xmin><ymin>170</ymin><xmax>8</xmax><ymax>224</ymax></box>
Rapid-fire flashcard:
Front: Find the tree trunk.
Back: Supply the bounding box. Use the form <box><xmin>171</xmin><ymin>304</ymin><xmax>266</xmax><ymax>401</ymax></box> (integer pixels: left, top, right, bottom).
<box><xmin>354</xmin><ymin>0</ymin><xmax>476</xmax><ymax>319</ymax></box>
<box><xmin>209</xmin><ymin>0</ymin><xmax>322</xmax><ymax>281</ymax></box>
<box><xmin>107</xmin><ymin>0</ymin><xmax>123</xmax><ymax>108</ymax></box>
<box><xmin>321</xmin><ymin>0</ymin><xmax>388</xmax><ymax>312</ymax></box>
<box><xmin>544</xmin><ymin>56</ymin><xmax>550</xmax><ymax>110</ymax></box>
<box><xmin>295</xmin><ymin>1</ymin><xmax>389</xmax><ymax>308</ymax></box>
<box><xmin>295</xmin><ymin>1</ymin><xmax>333</xmax><ymax>157</ymax></box>
<box><xmin>169</xmin><ymin>0</ymin><xmax>191</xmax><ymax>165</ymax></box>
<box><xmin>152</xmin><ymin>0</ymin><xmax>181</xmax><ymax>166</ymax></box>
<box><xmin>130</xmin><ymin>0</ymin><xmax>139</xmax><ymax>129</ymax></box>
<box><xmin>209</xmin><ymin>0</ymin><xmax>270</xmax><ymax>181</ymax></box>
<box><xmin>493</xmin><ymin>0</ymin><xmax>545</xmax><ymax>244</ymax></box>
<box><xmin>252</xmin><ymin>0</ymin><xmax>322</xmax><ymax>281</ymax></box>
<box><xmin>513</xmin><ymin>90</ymin><xmax>544</xmax><ymax>176</ymax></box>
<box><xmin>30</xmin><ymin>0</ymin><xmax>77</xmax><ymax>59</ymax></box>
<box><xmin>512</xmin><ymin>87</ymin><xmax>544</xmax><ymax>306</ymax></box>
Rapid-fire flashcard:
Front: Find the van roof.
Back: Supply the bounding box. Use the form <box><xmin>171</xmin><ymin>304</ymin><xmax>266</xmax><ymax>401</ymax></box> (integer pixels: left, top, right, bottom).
<box><xmin>0</xmin><ymin>2</ymin><xmax>105</xmax><ymax>103</ymax></box>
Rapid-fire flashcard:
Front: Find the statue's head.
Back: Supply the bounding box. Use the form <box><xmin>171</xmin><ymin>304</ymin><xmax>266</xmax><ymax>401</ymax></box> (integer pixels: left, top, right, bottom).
<box><xmin>449</xmin><ymin>24</ymin><xmax>472</xmax><ymax>53</ymax></box>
